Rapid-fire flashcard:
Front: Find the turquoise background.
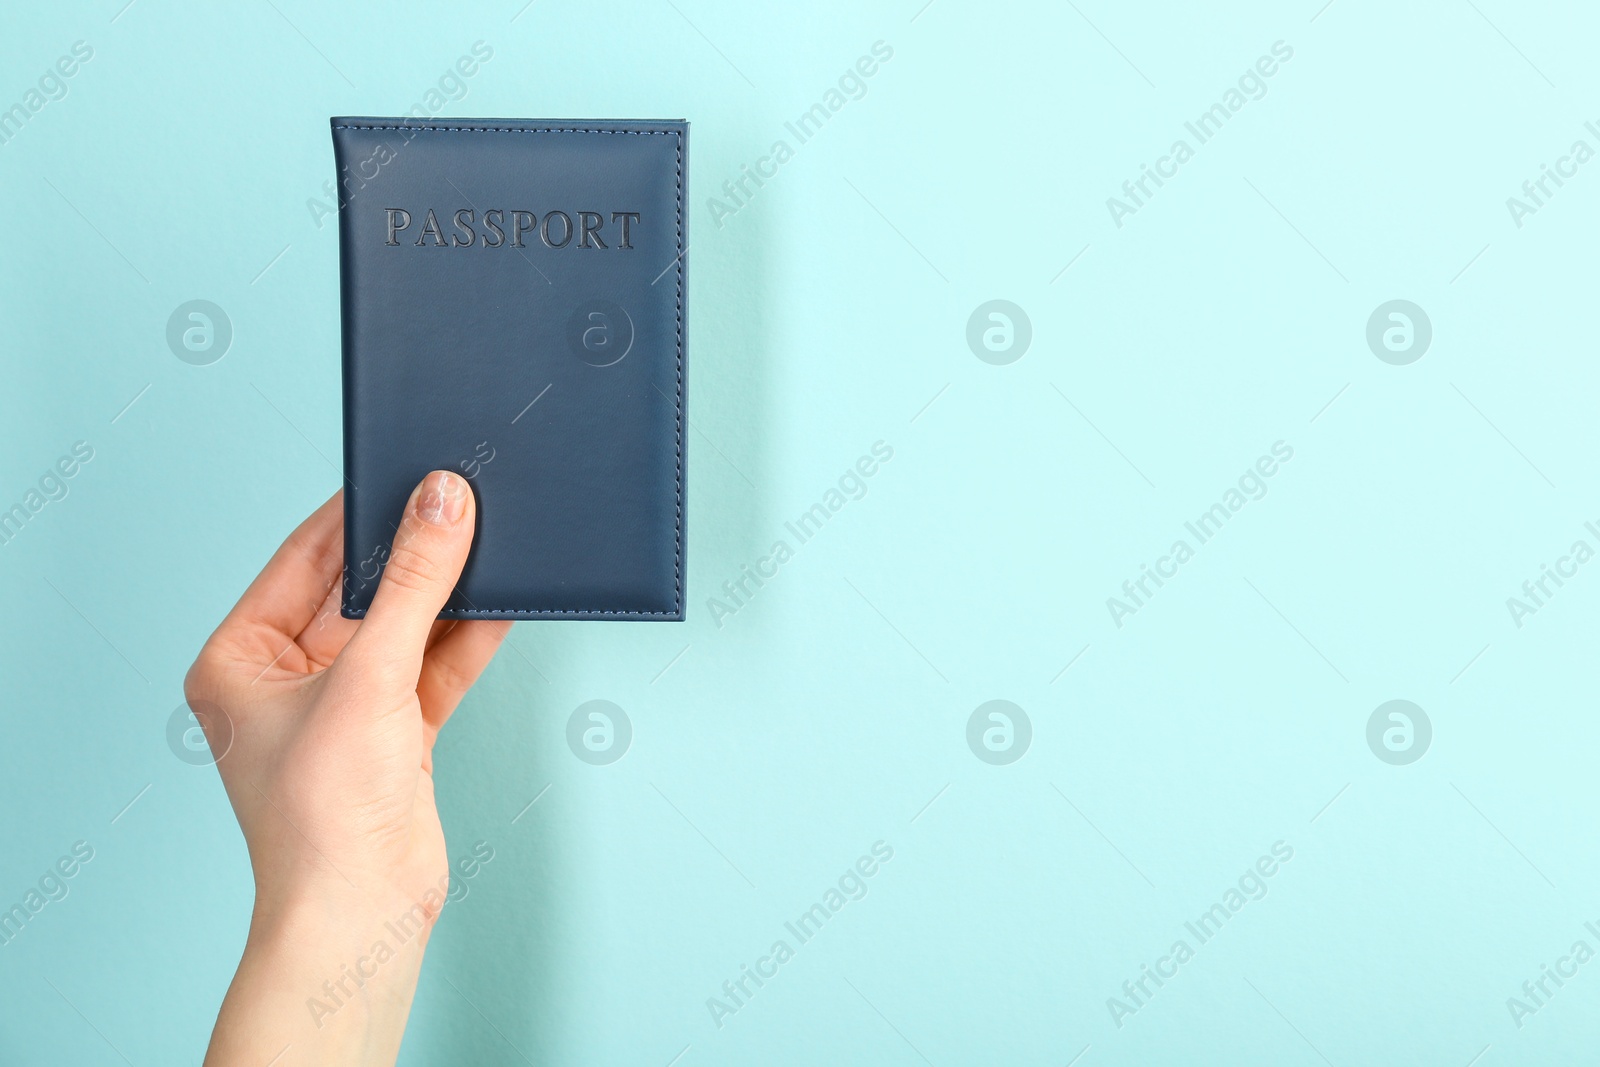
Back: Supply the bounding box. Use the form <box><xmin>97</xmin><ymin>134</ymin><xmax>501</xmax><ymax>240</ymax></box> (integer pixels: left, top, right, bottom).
<box><xmin>2</xmin><ymin>0</ymin><xmax>1597</xmax><ymax>1063</ymax></box>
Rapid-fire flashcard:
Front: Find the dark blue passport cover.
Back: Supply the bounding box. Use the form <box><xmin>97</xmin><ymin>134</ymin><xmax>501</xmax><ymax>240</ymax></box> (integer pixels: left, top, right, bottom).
<box><xmin>331</xmin><ymin>118</ymin><xmax>687</xmax><ymax>620</ymax></box>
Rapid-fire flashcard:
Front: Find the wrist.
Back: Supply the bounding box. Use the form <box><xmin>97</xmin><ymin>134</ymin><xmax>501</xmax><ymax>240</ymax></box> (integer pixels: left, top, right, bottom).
<box><xmin>204</xmin><ymin>883</ymin><xmax>440</xmax><ymax>1067</ymax></box>
<box><xmin>248</xmin><ymin>882</ymin><xmax>440</xmax><ymax>1015</ymax></box>
<box><xmin>249</xmin><ymin>851</ymin><xmax>454</xmax><ymax>949</ymax></box>
<box><xmin>250</xmin><ymin>877</ymin><xmax>441</xmax><ymax>952</ymax></box>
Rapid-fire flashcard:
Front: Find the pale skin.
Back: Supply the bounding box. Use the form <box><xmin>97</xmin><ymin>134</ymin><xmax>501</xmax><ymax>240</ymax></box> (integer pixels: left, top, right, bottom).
<box><xmin>185</xmin><ymin>471</ymin><xmax>507</xmax><ymax>1066</ymax></box>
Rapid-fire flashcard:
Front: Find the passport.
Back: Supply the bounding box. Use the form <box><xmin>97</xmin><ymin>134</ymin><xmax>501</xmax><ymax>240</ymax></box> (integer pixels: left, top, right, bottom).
<box><xmin>331</xmin><ymin>117</ymin><xmax>688</xmax><ymax>620</ymax></box>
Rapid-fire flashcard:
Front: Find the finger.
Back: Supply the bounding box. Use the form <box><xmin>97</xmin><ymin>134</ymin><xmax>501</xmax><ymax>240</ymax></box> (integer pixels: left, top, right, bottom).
<box><xmin>344</xmin><ymin>471</ymin><xmax>475</xmax><ymax>686</ymax></box>
<box><xmin>417</xmin><ymin>620</ymin><xmax>511</xmax><ymax>730</ymax></box>
<box><xmin>218</xmin><ymin>490</ymin><xmax>344</xmax><ymax>647</ymax></box>
<box><xmin>292</xmin><ymin>572</ymin><xmax>362</xmax><ymax>670</ymax></box>
<box><xmin>425</xmin><ymin>619</ymin><xmax>455</xmax><ymax>652</ymax></box>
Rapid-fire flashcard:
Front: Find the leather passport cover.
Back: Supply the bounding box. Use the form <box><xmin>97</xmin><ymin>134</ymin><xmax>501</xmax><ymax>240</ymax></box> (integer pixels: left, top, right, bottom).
<box><xmin>331</xmin><ymin>117</ymin><xmax>687</xmax><ymax>620</ymax></box>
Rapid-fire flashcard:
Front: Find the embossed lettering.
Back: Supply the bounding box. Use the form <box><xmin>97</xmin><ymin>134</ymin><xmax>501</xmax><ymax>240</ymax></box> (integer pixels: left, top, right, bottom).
<box><xmin>385</xmin><ymin>208</ymin><xmax>411</xmax><ymax>245</ymax></box>
<box><xmin>481</xmin><ymin>209</ymin><xmax>505</xmax><ymax>247</ymax></box>
<box><xmin>509</xmin><ymin>210</ymin><xmax>534</xmax><ymax>247</ymax></box>
<box><xmin>578</xmin><ymin>211</ymin><xmax>606</xmax><ymax>248</ymax></box>
<box><xmin>415</xmin><ymin>209</ymin><xmax>446</xmax><ymax>246</ymax></box>
<box><xmin>611</xmin><ymin>211</ymin><xmax>640</xmax><ymax>248</ymax></box>
<box><xmin>541</xmin><ymin>210</ymin><xmax>572</xmax><ymax>248</ymax></box>
<box><xmin>383</xmin><ymin>207</ymin><xmax>640</xmax><ymax>249</ymax></box>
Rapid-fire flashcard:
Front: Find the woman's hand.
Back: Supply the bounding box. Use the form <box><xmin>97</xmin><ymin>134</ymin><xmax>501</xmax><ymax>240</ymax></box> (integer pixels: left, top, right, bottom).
<box><xmin>186</xmin><ymin>472</ymin><xmax>508</xmax><ymax>1066</ymax></box>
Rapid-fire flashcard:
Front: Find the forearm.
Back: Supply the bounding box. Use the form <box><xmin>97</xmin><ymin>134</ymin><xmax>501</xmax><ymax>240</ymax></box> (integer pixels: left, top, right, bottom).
<box><xmin>189</xmin><ymin>475</ymin><xmax>494</xmax><ymax>1063</ymax></box>
<box><xmin>204</xmin><ymin>894</ymin><xmax>432</xmax><ymax>1067</ymax></box>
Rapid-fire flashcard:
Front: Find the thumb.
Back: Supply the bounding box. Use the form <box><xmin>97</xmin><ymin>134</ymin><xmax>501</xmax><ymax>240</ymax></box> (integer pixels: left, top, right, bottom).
<box><xmin>345</xmin><ymin>470</ymin><xmax>475</xmax><ymax>684</ymax></box>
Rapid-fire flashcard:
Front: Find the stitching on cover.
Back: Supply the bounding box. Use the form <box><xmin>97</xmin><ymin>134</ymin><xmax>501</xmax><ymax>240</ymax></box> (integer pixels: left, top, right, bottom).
<box><xmin>345</xmin><ymin>608</ymin><xmax>675</xmax><ymax>618</ymax></box>
<box><xmin>671</xmin><ymin>128</ymin><xmax>684</xmax><ymax>614</ymax></box>
<box><xmin>338</xmin><ymin>123</ymin><xmax>686</xmax><ymax>618</ymax></box>
<box><xmin>331</xmin><ymin>124</ymin><xmax>678</xmax><ymax>135</ymax></box>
